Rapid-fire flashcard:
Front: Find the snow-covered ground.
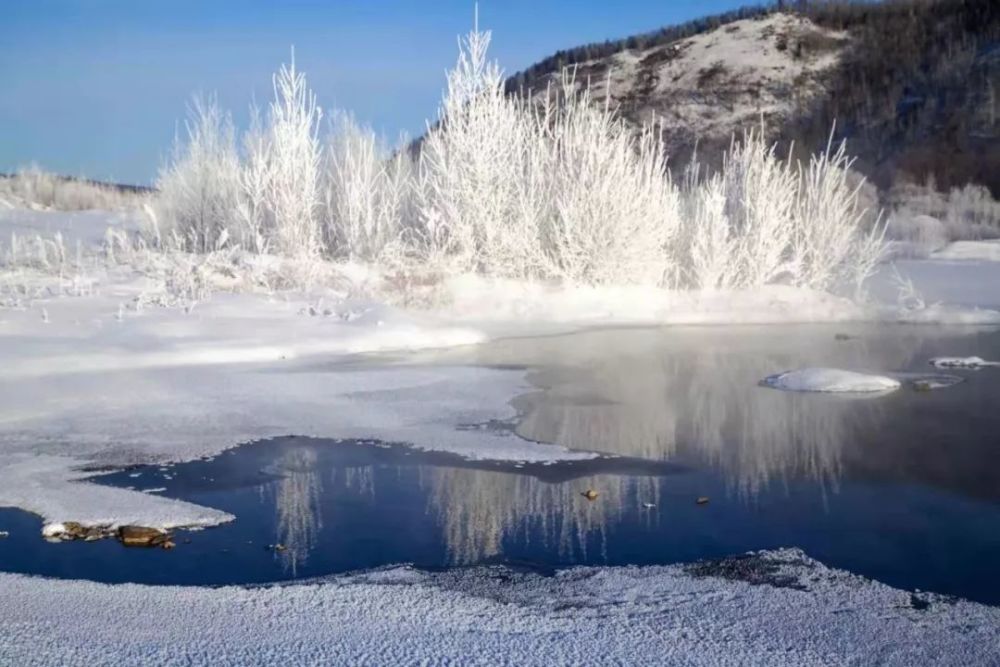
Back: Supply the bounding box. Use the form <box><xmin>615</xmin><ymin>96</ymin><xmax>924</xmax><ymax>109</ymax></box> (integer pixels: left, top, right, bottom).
<box><xmin>1</xmin><ymin>548</ymin><xmax>997</xmax><ymax>666</ymax></box>
<box><xmin>932</xmin><ymin>239</ymin><xmax>1000</xmax><ymax>262</ymax></box>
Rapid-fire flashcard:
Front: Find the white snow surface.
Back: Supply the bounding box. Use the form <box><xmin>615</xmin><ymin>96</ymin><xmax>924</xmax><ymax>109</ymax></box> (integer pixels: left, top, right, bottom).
<box><xmin>0</xmin><ymin>548</ymin><xmax>997</xmax><ymax>666</ymax></box>
<box><xmin>762</xmin><ymin>367</ymin><xmax>901</xmax><ymax>393</ymax></box>
<box><xmin>932</xmin><ymin>239</ymin><xmax>1000</xmax><ymax>262</ymax></box>
<box><xmin>0</xmin><ymin>206</ymin><xmax>142</xmax><ymax>246</ymax></box>
<box><xmin>929</xmin><ymin>356</ymin><xmax>1000</xmax><ymax>369</ymax></box>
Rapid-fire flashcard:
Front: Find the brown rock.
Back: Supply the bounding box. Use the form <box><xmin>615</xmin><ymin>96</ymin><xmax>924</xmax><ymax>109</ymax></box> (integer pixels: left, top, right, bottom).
<box><xmin>61</xmin><ymin>521</ymin><xmax>87</xmax><ymax>540</ymax></box>
<box><xmin>118</xmin><ymin>525</ymin><xmax>168</xmax><ymax>547</ymax></box>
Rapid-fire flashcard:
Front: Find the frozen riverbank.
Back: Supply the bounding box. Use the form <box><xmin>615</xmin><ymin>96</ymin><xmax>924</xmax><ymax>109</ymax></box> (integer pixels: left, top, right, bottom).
<box><xmin>1</xmin><ymin>548</ymin><xmax>997</xmax><ymax>666</ymax></box>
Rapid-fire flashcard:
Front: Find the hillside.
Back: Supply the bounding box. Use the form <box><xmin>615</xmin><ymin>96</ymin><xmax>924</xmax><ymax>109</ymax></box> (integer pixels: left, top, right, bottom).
<box><xmin>509</xmin><ymin>0</ymin><xmax>1000</xmax><ymax>196</ymax></box>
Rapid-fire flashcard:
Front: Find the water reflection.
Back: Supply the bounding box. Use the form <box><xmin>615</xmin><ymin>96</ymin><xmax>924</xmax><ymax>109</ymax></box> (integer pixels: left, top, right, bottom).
<box><xmin>425</xmin><ymin>468</ymin><xmax>660</xmax><ymax>564</ymax></box>
<box><xmin>270</xmin><ymin>448</ymin><xmax>324</xmax><ymax>575</ymax></box>
<box><xmin>416</xmin><ymin>325</ymin><xmax>996</xmax><ymax>563</ymax></box>
<box><xmin>515</xmin><ymin>339</ymin><xmax>882</xmax><ymax>497</ymax></box>
<box><xmin>256</xmin><ymin>325</ymin><xmax>998</xmax><ymax>573</ymax></box>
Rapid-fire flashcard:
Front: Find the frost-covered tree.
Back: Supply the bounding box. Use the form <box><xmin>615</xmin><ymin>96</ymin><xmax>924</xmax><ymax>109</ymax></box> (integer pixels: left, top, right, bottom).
<box><xmin>265</xmin><ymin>55</ymin><xmax>322</xmax><ymax>258</ymax></box>
<box><xmin>416</xmin><ymin>15</ymin><xmax>546</xmax><ymax>277</ymax></box>
<box><xmin>722</xmin><ymin>130</ymin><xmax>798</xmax><ymax>288</ymax></box>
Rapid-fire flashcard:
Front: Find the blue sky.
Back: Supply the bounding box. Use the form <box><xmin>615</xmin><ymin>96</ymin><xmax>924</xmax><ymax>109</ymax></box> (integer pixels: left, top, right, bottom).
<box><xmin>1</xmin><ymin>0</ymin><xmax>748</xmax><ymax>185</ymax></box>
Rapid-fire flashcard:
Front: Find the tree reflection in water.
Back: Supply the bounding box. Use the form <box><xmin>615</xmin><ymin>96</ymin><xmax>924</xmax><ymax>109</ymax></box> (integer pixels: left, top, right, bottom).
<box><xmin>259</xmin><ymin>326</ymin><xmax>983</xmax><ymax>570</ymax></box>
<box><xmin>421</xmin><ymin>326</ymin><xmax>927</xmax><ymax>564</ymax></box>
<box><xmin>270</xmin><ymin>448</ymin><xmax>323</xmax><ymax>575</ymax></box>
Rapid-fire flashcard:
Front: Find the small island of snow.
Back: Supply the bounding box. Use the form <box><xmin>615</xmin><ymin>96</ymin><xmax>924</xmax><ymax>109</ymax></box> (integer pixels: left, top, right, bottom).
<box><xmin>929</xmin><ymin>356</ymin><xmax>999</xmax><ymax>369</ymax></box>
<box><xmin>761</xmin><ymin>368</ymin><xmax>901</xmax><ymax>393</ymax></box>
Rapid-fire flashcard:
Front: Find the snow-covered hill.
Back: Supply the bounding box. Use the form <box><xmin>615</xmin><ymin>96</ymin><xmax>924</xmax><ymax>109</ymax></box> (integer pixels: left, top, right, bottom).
<box><xmin>537</xmin><ymin>14</ymin><xmax>847</xmax><ymax>160</ymax></box>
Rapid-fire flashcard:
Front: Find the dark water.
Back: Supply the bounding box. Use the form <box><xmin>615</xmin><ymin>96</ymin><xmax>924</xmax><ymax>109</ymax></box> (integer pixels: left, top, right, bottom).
<box><xmin>1</xmin><ymin>324</ymin><xmax>999</xmax><ymax>604</ymax></box>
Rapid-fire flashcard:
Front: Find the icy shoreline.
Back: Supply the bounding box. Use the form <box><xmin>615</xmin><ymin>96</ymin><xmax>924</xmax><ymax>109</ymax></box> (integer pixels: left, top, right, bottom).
<box><xmin>1</xmin><ymin>548</ymin><xmax>997</xmax><ymax>666</ymax></box>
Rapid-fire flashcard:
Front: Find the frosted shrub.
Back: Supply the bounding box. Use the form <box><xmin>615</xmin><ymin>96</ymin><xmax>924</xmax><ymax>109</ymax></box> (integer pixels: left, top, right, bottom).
<box><xmin>153</xmin><ymin>98</ymin><xmax>242</xmax><ymax>253</ymax></box>
<box><xmin>678</xmin><ymin>131</ymin><xmax>883</xmax><ymax>293</ymax></box>
<box><xmin>542</xmin><ymin>83</ymin><xmax>680</xmax><ymax>285</ymax></box>
<box><xmin>235</xmin><ymin>107</ymin><xmax>273</xmax><ymax>255</ymax></box>
<box><xmin>943</xmin><ymin>184</ymin><xmax>1000</xmax><ymax>237</ymax></box>
<box><xmin>791</xmin><ymin>136</ymin><xmax>884</xmax><ymax>292</ymax></box>
<box><xmin>322</xmin><ymin>114</ymin><xmax>411</xmax><ymax>262</ymax></box>
<box><xmin>721</xmin><ymin>131</ymin><xmax>798</xmax><ymax>287</ymax></box>
<box><xmin>885</xmin><ymin>181</ymin><xmax>1000</xmax><ymax>256</ymax></box>
<box><xmin>415</xmin><ymin>27</ymin><xmax>681</xmax><ymax>286</ymax></box>
<box><xmin>681</xmin><ymin>168</ymin><xmax>736</xmax><ymax>290</ymax></box>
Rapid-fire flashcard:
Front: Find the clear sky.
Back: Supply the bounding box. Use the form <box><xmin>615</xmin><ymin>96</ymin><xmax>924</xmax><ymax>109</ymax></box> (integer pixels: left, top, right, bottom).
<box><xmin>1</xmin><ymin>0</ymin><xmax>750</xmax><ymax>185</ymax></box>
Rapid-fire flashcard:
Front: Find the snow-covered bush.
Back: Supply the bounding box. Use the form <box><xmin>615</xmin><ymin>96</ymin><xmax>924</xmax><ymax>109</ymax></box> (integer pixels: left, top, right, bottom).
<box><xmin>322</xmin><ymin>113</ymin><xmax>411</xmax><ymax>263</ymax></box>
<box><xmin>415</xmin><ymin>22</ymin><xmax>546</xmax><ymax>278</ymax></box>
<box><xmin>154</xmin><ymin>60</ymin><xmax>323</xmax><ymax>259</ymax></box>
<box><xmin>677</xmin><ymin>130</ymin><xmax>883</xmax><ymax>293</ymax></box>
<box><xmin>540</xmin><ymin>82</ymin><xmax>681</xmax><ymax>285</ymax></box>
<box><xmin>680</xmin><ymin>167</ymin><xmax>735</xmax><ymax>290</ymax></box>
<box><xmin>791</xmin><ymin>136</ymin><xmax>885</xmax><ymax>292</ymax></box>
<box><xmin>720</xmin><ymin>130</ymin><xmax>798</xmax><ymax>288</ymax></box>
<box><xmin>149</xmin><ymin>18</ymin><xmax>885</xmax><ymax>298</ymax></box>
<box><xmin>884</xmin><ymin>181</ymin><xmax>1000</xmax><ymax>256</ymax></box>
<box><xmin>414</xmin><ymin>31</ymin><xmax>681</xmax><ymax>285</ymax></box>
<box><xmin>152</xmin><ymin>97</ymin><xmax>242</xmax><ymax>253</ymax></box>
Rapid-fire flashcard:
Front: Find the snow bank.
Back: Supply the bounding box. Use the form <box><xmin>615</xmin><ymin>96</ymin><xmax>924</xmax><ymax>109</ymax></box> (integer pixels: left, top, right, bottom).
<box><xmin>443</xmin><ymin>275</ymin><xmax>870</xmax><ymax>327</ymax></box>
<box><xmin>932</xmin><ymin>240</ymin><xmax>1000</xmax><ymax>262</ymax></box>
<box><xmin>869</xmin><ymin>259</ymin><xmax>1000</xmax><ymax>313</ymax></box>
<box><xmin>0</xmin><ymin>549</ymin><xmax>997</xmax><ymax>666</ymax></box>
<box><xmin>0</xmin><ymin>206</ymin><xmax>142</xmax><ymax>247</ymax></box>
<box><xmin>888</xmin><ymin>304</ymin><xmax>1000</xmax><ymax>325</ymax></box>
<box><xmin>929</xmin><ymin>356</ymin><xmax>1000</xmax><ymax>369</ymax></box>
<box><xmin>761</xmin><ymin>368</ymin><xmax>901</xmax><ymax>393</ymax></box>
